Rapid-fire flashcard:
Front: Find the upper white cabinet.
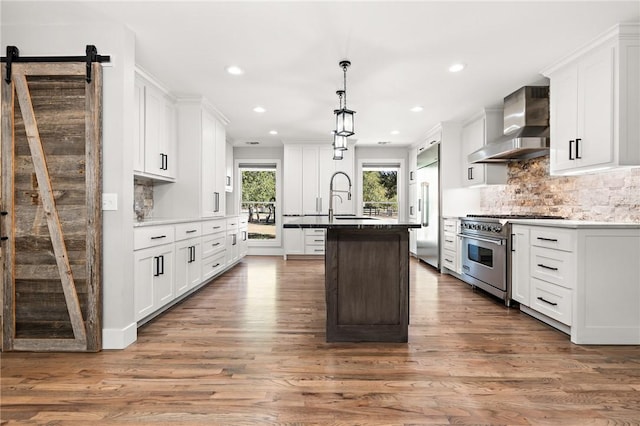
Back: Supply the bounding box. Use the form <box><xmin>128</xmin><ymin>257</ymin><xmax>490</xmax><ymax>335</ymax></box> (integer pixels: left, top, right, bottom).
<box><xmin>154</xmin><ymin>97</ymin><xmax>228</xmax><ymax>217</ymax></box>
<box><xmin>283</xmin><ymin>144</ymin><xmax>355</xmax><ymax>216</ymax></box>
<box><xmin>225</xmin><ymin>141</ymin><xmax>233</xmax><ymax>192</ymax></box>
<box><xmin>134</xmin><ymin>72</ymin><xmax>177</xmax><ymax>181</ymax></box>
<box><xmin>542</xmin><ymin>23</ymin><xmax>640</xmax><ymax>175</ymax></box>
<box><xmin>461</xmin><ymin>109</ymin><xmax>507</xmax><ymax>187</ymax></box>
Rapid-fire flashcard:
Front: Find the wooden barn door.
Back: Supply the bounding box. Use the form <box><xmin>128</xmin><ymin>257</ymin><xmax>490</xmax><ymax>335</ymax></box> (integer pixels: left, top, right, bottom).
<box><xmin>1</xmin><ymin>62</ymin><xmax>102</xmax><ymax>351</ymax></box>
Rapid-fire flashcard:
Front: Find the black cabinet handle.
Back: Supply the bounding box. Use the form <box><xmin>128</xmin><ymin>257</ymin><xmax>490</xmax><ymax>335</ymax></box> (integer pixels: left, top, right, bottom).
<box><xmin>537</xmin><ymin>263</ymin><xmax>558</xmax><ymax>271</ymax></box>
<box><xmin>510</xmin><ymin>233</ymin><xmax>515</xmax><ymax>252</ymax></box>
<box><xmin>575</xmin><ymin>138</ymin><xmax>582</xmax><ymax>159</ymax></box>
<box><xmin>153</xmin><ymin>256</ymin><xmax>160</xmax><ymax>277</ymax></box>
<box><xmin>159</xmin><ymin>255</ymin><xmax>164</xmax><ymax>275</ymax></box>
<box><xmin>468</xmin><ymin>167</ymin><xmax>473</xmax><ymax>181</ymax></box>
<box><xmin>537</xmin><ymin>296</ymin><xmax>558</xmax><ymax>306</ymax></box>
<box><xmin>410</xmin><ymin>206</ymin><xmax>414</xmax><ymax>216</ymax></box>
<box><xmin>151</xmin><ymin>235</ymin><xmax>166</xmax><ymax>240</ymax></box>
<box><xmin>186</xmin><ymin>229</ymin><xmax>197</xmax><ymax>234</ymax></box>
<box><xmin>212</xmin><ymin>242</ymin><xmax>220</xmax><ymax>247</ymax></box>
<box><xmin>214</xmin><ymin>192</ymin><xmax>220</xmax><ymax>213</ymax></box>
<box><xmin>159</xmin><ymin>153</ymin><xmax>168</xmax><ymax>170</ymax></box>
<box><xmin>537</xmin><ymin>237</ymin><xmax>558</xmax><ymax>242</ymax></box>
<box><xmin>409</xmin><ymin>171</ymin><xmax>414</xmax><ymax>181</ymax></box>
<box><xmin>213</xmin><ymin>263</ymin><xmax>221</xmax><ymax>268</ymax></box>
<box><xmin>569</xmin><ymin>140</ymin><xmax>575</xmax><ymax>160</ymax></box>
<box><xmin>226</xmin><ymin>176</ymin><xmax>231</xmax><ymax>186</ymax></box>
<box><xmin>242</xmin><ymin>231</ymin><xmax>247</xmax><ymax>241</ymax></box>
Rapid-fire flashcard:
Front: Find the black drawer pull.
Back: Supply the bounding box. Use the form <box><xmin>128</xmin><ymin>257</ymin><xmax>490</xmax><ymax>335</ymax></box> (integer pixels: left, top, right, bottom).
<box><xmin>213</xmin><ymin>263</ymin><xmax>221</xmax><ymax>268</ymax></box>
<box><xmin>150</xmin><ymin>235</ymin><xmax>167</xmax><ymax>240</ymax></box>
<box><xmin>186</xmin><ymin>229</ymin><xmax>197</xmax><ymax>234</ymax></box>
<box><xmin>212</xmin><ymin>242</ymin><xmax>220</xmax><ymax>247</ymax></box>
<box><xmin>538</xmin><ymin>264</ymin><xmax>558</xmax><ymax>271</ymax></box>
<box><xmin>537</xmin><ymin>296</ymin><xmax>558</xmax><ymax>306</ymax></box>
<box><xmin>213</xmin><ymin>226</ymin><xmax>221</xmax><ymax>229</ymax></box>
<box><xmin>537</xmin><ymin>237</ymin><xmax>558</xmax><ymax>242</ymax></box>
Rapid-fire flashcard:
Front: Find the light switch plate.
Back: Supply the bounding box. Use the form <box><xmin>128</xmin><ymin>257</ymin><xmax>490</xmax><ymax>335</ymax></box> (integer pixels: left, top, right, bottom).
<box><xmin>102</xmin><ymin>193</ymin><xmax>118</xmax><ymax>211</ymax></box>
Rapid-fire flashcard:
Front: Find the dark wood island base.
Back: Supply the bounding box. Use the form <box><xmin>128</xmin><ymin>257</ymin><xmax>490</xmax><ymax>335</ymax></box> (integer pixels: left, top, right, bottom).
<box><xmin>325</xmin><ymin>228</ymin><xmax>409</xmax><ymax>342</ymax></box>
<box><xmin>283</xmin><ymin>216</ymin><xmax>419</xmax><ymax>343</ymax></box>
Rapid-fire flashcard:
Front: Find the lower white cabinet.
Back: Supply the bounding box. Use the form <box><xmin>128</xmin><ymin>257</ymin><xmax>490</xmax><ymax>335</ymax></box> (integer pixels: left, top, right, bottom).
<box><xmin>304</xmin><ymin>228</ymin><xmax>326</xmax><ymax>255</ymax></box>
<box><xmin>511</xmin><ymin>223</ymin><xmax>640</xmax><ymax>344</ymax></box>
<box><xmin>441</xmin><ymin>218</ymin><xmax>461</xmax><ymax>274</ymax></box>
<box><xmin>238</xmin><ymin>217</ymin><xmax>248</xmax><ymax>258</ymax></box>
<box><xmin>134</xmin><ymin>244</ymin><xmax>175</xmax><ymax>321</ymax></box>
<box><xmin>134</xmin><ymin>216</ymin><xmax>247</xmax><ymax>324</ymax></box>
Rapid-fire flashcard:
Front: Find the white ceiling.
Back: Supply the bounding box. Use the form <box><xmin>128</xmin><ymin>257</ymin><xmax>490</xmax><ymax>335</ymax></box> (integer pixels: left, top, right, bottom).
<box><xmin>2</xmin><ymin>1</ymin><xmax>639</xmax><ymax>147</ymax></box>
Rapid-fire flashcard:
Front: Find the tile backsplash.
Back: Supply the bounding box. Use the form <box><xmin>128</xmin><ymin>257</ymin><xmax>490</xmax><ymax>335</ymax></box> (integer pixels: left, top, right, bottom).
<box><xmin>133</xmin><ymin>178</ymin><xmax>154</xmax><ymax>220</ymax></box>
<box><xmin>480</xmin><ymin>156</ymin><xmax>640</xmax><ymax>222</ymax></box>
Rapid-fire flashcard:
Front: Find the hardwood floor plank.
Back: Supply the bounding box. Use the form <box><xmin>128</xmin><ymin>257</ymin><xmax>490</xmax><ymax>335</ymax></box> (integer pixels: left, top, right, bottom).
<box><xmin>2</xmin><ymin>256</ymin><xmax>640</xmax><ymax>424</ymax></box>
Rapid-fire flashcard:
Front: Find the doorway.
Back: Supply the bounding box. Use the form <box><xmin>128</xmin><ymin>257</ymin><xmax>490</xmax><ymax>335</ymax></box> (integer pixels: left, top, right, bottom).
<box><xmin>238</xmin><ymin>162</ymin><xmax>281</xmax><ymax>247</ymax></box>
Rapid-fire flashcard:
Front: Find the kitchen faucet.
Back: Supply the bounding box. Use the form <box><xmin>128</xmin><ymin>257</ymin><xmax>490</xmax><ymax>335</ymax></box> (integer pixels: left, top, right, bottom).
<box><xmin>328</xmin><ymin>171</ymin><xmax>352</xmax><ymax>222</ymax></box>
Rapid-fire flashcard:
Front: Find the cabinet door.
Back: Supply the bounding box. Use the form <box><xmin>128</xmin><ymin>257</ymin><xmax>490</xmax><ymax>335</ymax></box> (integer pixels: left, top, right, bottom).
<box><xmin>225</xmin><ymin>141</ymin><xmax>233</xmax><ymax>192</ymax></box>
<box><xmin>226</xmin><ymin>231</ymin><xmax>239</xmax><ymax>265</ymax></box>
<box><xmin>175</xmin><ymin>238</ymin><xmax>202</xmax><ymax>297</ymax></box>
<box><xmin>134</xmin><ymin>248</ymin><xmax>156</xmax><ymax>321</ymax></box>
<box><xmin>461</xmin><ymin>118</ymin><xmax>486</xmax><ymax>186</ymax></box>
<box><xmin>239</xmin><ymin>227</ymin><xmax>248</xmax><ymax>258</ymax></box>
<box><xmin>154</xmin><ymin>245</ymin><xmax>175</xmax><ymax>309</ymax></box>
<box><xmin>510</xmin><ymin>225</ymin><xmax>531</xmax><ymax>305</ymax></box>
<box><xmin>143</xmin><ymin>85</ymin><xmax>166</xmax><ymax>176</ymax></box>
<box><xmin>578</xmin><ymin>44</ymin><xmax>614</xmax><ymax>168</ymax></box>
<box><xmin>159</xmin><ymin>100</ymin><xmax>177</xmax><ymax>179</ymax></box>
<box><xmin>408</xmin><ymin>181</ymin><xmax>417</xmax><ymax>221</ymax></box>
<box><xmin>213</xmin><ymin>120</ymin><xmax>226</xmax><ymax>216</ymax></box>
<box><xmin>133</xmin><ymin>78</ymin><xmax>145</xmax><ymax>173</ymax></box>
<box><xmin>549</xmin><ymin>66</ymin><xmax>579</xmax><ymax>173</ymax></box>
<box><xmin>283</xmin><ymin>146</ymin><xmax>303</xmax><ymax>214</ymax></box>
<box><xmin>302</xmin><ymin>147</ymin><xmax>320</xmax><ymax>214</ymax></box>
<box><xmin>201</xmin><ymin>111</ymin><xmax>216</xmax><ymax>216</ymax></box>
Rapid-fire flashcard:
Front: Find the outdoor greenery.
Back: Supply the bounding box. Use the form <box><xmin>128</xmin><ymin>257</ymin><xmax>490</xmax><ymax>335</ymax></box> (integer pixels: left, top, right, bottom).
<box><xmin>363</xmin><ymin>170</ymin><xmax>398</xmax><ymax>216</ymax></box>
<box><xmin>241</xmin><ymin>170</ymin><xmax>277</xmax><ymax>240</ymax></box>
<box><xmin>241</xmin><ymin>170</ymin><xmax>276</xmax><ymax>203</ymax></box>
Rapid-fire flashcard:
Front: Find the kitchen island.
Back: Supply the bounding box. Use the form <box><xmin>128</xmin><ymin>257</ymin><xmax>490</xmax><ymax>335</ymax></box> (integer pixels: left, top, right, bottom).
<box><xmin>284</xmin><ymin>216</ymin><xmax>420</xmax><ymax>342</ymax></box>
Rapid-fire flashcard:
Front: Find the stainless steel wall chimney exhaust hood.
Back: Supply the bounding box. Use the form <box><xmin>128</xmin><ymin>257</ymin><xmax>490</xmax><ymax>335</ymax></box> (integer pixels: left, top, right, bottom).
<box><xmin>468</xmin><ymin>86</ymin><xmax>550</xmax><ymax>163</ymax></box>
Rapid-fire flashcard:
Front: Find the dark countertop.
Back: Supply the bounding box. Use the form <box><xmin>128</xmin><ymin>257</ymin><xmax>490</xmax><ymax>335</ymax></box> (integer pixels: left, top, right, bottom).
<box><xmin>283</xmin><ymin>215</ymin><xmax>421</xmax><ymax>230</ymax></box>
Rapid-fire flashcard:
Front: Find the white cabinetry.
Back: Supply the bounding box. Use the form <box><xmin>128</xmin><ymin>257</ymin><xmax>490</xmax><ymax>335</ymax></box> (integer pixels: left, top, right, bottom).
<box><xmin>134</xmin><ymin>225</ymin><xmax>175</xmax><ymax>321</ymax></box>
<box><xmin>461</xmin><ymin>109</ymin><xmax>507</xmax><ymax>187</ymax></box>
<box><xmin>226</xmin><ymin>217</ymin><xmax>240</xmax><ymax>266</ymax></box>
<box><xmin>174</xmin><ymin>223</ymin><xmax>202</xmax><ymax>297</ymax></box>
<box><xmin>225</xmin><ymin>141</ymin><xmax>233</xmax><ymax>192</ymax></box>
<box><xmin>134</xmin><ymin>72</ymin><xmax>177</xmax><ymax>181</ymax></box>
<box><xmin>201</xmin><ymin>219</ymin><xmax>227</xmax><ymax>282</ymax></box>
<box><xmin>542</xmin><ymin>24</ymin><xmax>640</xmax><ymax>175</ymax></box>
<box><xmin>304</xmin><ymin>229</ymin><xmax>326</xmax><ymax>255</ymax></box>
<box><xmin>154</xmin><ymin>98</ymin><xmax>227</xmax><ymax>218</ymax></box>
<box><xmin>238</xmin><ymin>217</ymin><xmax>248</xmax><ymax>257</ymax></box>
<box><xmin>511</xmin><ymin>223</ymin><xmax>640</xmax><ymax>344</ymax></box>
<box><xmin>441</xmin><ymin>218</ymin><xmax>461</xmax><ymax>274</ymax></box>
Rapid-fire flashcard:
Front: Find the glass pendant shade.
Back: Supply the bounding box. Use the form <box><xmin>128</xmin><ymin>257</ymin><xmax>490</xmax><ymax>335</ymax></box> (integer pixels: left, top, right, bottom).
<box><xmin>335</xmin><ymin>108</ymin><xmax>355</xmax><ymax>137</ymax></box>
<box><xmin>333</xmin><ymin>133</ymin><xmax>348</xmax><ymax>151</ymax></box>
<box><xmin>333</xmin><ymin>147</ymin><xmax>344</xmax><ymax>160</ymax></box>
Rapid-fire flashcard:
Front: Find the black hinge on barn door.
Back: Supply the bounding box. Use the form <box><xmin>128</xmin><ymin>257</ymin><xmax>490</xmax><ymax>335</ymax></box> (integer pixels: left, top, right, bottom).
<box><xmin>1</xmin><ymin>46</ymin><xmax>107</xmax><ymax>352</ymax></box>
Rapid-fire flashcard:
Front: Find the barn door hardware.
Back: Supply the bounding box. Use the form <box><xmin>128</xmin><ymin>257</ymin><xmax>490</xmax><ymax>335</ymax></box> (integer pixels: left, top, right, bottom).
<box><xmin>0</xmin><ymin>211</ymin><xmax>7</xmax><ymax>241</ymax></box>
<box><xmin>1</xmin><ymin>44</ymin><xmax>111</xmax><ymax>83</ymax></box>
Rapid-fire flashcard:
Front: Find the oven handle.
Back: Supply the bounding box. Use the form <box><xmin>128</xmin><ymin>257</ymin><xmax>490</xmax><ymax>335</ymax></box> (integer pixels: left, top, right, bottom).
<box><xmin>458</xmin><ymin>234</ymin><xmax>504</xmax><ymax>246</ymax></box>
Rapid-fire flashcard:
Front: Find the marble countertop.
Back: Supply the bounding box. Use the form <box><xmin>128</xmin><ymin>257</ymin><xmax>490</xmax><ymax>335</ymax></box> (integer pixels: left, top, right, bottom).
<box><xmin>283</xmin><ymin>215</ymin><xmax>421</xmax><ymax>230</ymax></box>
<box><xmin>507</xmin><ymin>219</ymin><xmax>640</xmax><ymax>229</ymax></box>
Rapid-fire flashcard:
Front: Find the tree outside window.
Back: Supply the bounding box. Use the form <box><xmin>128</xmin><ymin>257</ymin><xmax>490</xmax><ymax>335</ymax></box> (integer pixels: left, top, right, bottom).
<box><xmin>362</xmin><ymin>170</ymin><xmax>398</xmax><ymax>218</ymax></box>
<box><xmin>241</xmin><ymin>170</ymin><xmax>276</xmax><ymax>239</ymax></box>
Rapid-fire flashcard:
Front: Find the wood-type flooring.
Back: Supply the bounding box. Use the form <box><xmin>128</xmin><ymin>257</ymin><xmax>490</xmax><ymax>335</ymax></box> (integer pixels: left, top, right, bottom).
<box><xmin>1</xmin><ymin>256</ymin><xmax>639</xmax><ymax>425</ymax></box>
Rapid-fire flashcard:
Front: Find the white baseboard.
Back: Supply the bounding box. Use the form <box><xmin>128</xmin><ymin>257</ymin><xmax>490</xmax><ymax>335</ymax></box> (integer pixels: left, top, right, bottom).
<box><xmin>102</xmin><ymin>322</ymin><xmax>137</xmax><ymax>349</ymax></box>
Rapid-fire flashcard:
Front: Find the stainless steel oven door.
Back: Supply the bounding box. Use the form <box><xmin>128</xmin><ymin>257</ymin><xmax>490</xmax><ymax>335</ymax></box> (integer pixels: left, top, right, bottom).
<box><xmin>460</xmin><ymin>234</ymin><xmax>507</xmax><ymax>291</ymax></box>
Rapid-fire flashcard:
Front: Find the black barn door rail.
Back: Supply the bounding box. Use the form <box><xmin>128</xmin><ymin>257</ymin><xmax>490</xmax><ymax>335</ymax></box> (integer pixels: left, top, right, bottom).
<box><xmin>1</xmin><ymin>45</ymin><xmax>111</xmax><ymax>83</ymax></box>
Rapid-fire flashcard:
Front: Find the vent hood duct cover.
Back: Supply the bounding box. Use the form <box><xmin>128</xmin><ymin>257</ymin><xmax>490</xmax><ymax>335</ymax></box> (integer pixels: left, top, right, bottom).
<box><xmin>469</xmin><ymin>86</ymin><xmax>550</xmax><ymax>163</ymax></box>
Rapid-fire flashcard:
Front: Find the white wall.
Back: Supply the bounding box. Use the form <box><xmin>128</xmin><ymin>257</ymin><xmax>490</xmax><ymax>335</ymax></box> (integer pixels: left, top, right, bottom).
<box><xmin>2</xmin><ymin>22</ymin><xmax>138</xmax><ymax>349</ymax></box>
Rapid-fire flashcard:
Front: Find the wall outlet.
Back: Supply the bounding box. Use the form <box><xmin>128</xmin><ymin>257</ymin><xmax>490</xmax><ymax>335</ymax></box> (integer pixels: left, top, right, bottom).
<box><xmin>102</xmin><ymin>193</ymin><xmax>118</xmax><ymax>211</ymax></box>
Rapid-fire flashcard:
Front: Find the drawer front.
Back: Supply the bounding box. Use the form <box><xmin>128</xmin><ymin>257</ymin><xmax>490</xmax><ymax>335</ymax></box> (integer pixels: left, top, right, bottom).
<box><xmin>134</xmin><ymin>225</ymin><xmax>175</xmax><ymax>250</ymax></box>
<box><xmin>201</xmin><ymin>219</ymin><xmax>226</xmax><ymax>236</ymax></box>
<box><xmin>443</xmin><ymin>233</ymin><xmax>457</xmax><ymax>252</ymax></box>
<box><xmin>531</xmin><ymin>277</ymin><xmax>572</xmax><ymax>326</ymax></box>
<box><xmin>226</xmin><ymin>217</ymin><xmax>239</xmax><ymax>231</ymax></box>
<box><xmin>305</xmin><ymin>244</ymin><xmax>325</xmax><ymax>255</ymax></box>
<box><xmin>238</xmin><ymin>216</ymin><xmax>248</xmax><ymax>227</ymax></box>
<box><xmin>305</xmin><ymin>234</ymin><xmax>325</xmax><ymax>246</ymax></box>
<box><xmin>202</xmin><ymin>251</ymin><xmax>226</xmax><ymax>282</ymax></box>
<box><xmin>304</xmin><ymin>228</ymin><xmax>326</xmax><ymax>237</ymax></box>
<box><xmin>443</xmin><ymin>219</ymin><xmax>458</xmax><ymax>234</ymax></box>
<box><xmin>441</xmin><ymin>249</ymin><xmax>457</xmax><ymax>270</ymax></box>
<box><xmin>530</xmin><ymin>227</ymin><xmax>575</xmax><ymax>252</ymax></box>
<box><xmin>530</xmin><ymin>246</ymin><xmax>575</xmax><ymax>289</ymax></box>
<box><xmin>202</xmin><ymin>233</ymin><xmax>226</xmax><ymax>258</ymax></box>
<box><xmin>174</xmin><ymin>222</ymin><xmax>202</xmax><ymax>241</ymax></box>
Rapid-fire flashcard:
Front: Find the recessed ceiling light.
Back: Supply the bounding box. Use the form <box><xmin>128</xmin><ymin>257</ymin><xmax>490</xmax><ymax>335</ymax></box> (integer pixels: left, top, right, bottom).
<box><xmin>253</xmin><ymin>106</ymin><xmax>266</xmax><ymax>113</ymax></box>
<box><xmin>449</xmin><ymin>63</ymin><xmax>466</xmax><ymax>73</ymax></box>
<box><xmin>390</xmin><ymin>130</ymin><xmax>400</xmax><ymax>135</ymax></box>
<box><xmin>226</xmin><ymin>65</ymin><xmax>244</xmax><ymax>75</ymax></box>
<box><xmin>269</xmin><ymin>130</ymin><xmax>278</xmax><ymax>135</ymax></box>
<box><xmin>410</xmin><ymin>106</ymin><xmax>424</xmax><ymax>112</ymax></box>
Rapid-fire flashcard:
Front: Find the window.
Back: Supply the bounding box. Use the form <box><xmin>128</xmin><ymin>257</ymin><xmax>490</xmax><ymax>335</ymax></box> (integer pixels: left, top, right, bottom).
<box><xmin>362</xmin><ymin>166</ymin><xmax>399</xmax><ymax>219</ymax></box>
<box><xmin>238</xmin><ymin>161</ymin><xmax>280</xmax><ymax>246</ymax></box>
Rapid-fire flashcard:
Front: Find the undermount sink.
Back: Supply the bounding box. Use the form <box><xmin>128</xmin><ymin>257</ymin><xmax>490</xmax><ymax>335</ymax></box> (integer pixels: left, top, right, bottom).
<box><xmin>334</xmin><ymin>216</ymin><xmax>378</xmax><ymax>220</ymax></box>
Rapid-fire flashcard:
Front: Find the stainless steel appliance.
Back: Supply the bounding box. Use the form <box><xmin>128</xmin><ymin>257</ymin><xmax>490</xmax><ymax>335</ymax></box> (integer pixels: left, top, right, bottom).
<box><xmin>459</xmin><ymin>214</ymin><xmax>562</xmax><ymax>306</ymax></box>
<box><xmin>468</xmin><ymin>86</ymin><xmax>550</xmax><ymax>163</ymax></box>
<box><xmin>416</xmin><ymin>143</ymin><xmax>439</xmax><ymax>268</ymax></box>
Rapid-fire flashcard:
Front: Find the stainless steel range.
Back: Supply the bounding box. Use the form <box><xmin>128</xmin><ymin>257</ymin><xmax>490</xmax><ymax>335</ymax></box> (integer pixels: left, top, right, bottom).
<box><xmin>459</xmin><ymin>214</ymin><xmax>562</xmax><ymax>306</ymax></box>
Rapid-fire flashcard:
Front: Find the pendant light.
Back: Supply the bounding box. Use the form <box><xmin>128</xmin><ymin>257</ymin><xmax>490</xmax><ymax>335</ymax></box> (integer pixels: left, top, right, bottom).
<box><xmin>333</xmin><ymin>147</ymin><xmax>344</xmax><ymax>160</ymax></box>
<box><xmin>334</xmin><ymin>60</ymin><xmax>355</xmax><ymax>137</ymax></box>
